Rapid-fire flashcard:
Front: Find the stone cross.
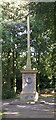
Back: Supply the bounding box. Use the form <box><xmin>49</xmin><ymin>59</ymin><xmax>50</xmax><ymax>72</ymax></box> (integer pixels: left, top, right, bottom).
<box><xmin>26</xmin><ymin>15</ymin><xmax>31</xmax><ymax>70</ymax></box>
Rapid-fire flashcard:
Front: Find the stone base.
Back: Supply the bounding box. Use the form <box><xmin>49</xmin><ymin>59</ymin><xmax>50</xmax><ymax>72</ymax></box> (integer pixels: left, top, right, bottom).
<box><xmin>20</xmin><ymin>70</ymin><xmax>38</xmax><ymax>103</ymax></box>
<box><xmin>20</xmin><ymin>91</ymin><xmax>38</xmax><ymax>103</ymax></box>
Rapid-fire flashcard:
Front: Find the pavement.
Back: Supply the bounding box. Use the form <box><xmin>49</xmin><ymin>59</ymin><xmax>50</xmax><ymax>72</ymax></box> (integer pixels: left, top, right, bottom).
<box><xmin>2</xmin><ymin>97</ymin><xmax>55</xmax><ymax>118</ymax></box>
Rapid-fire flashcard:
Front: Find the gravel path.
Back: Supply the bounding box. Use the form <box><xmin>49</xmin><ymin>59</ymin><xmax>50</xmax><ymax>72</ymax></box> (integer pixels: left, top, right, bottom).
<box><xmin>2</xmin><ymin>97</ymin><xmax>55</xmax><ymax>118</ymax></box>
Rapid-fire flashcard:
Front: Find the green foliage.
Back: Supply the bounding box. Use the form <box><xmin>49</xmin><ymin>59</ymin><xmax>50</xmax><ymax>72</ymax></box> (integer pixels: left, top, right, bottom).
<box><xmin>2</xmin><ymin>83</ymin><xmax>16</xmax><ymax>99</ymax></box>
<box><xmin>1</xmin><ymin>1</ymin><xmax>55</xmax><ymax>98</ymax></box>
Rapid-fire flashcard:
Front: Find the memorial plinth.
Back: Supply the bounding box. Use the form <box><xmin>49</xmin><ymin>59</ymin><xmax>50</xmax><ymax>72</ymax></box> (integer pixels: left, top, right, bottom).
<box><xmin>20</xmin><ymin>70</ymin><xmax>38</xmax><ymax>102</ymax></box>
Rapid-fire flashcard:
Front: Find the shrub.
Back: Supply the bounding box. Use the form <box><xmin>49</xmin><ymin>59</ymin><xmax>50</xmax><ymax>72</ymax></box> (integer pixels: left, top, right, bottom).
<box><xmin>2</xmin><ymin>84</ymin><xmax>16</xmax><ymax>99</ymax></box>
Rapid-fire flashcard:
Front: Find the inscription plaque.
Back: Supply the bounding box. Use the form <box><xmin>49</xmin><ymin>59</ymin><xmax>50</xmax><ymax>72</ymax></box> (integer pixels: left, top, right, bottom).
<box><xmin>24</xmin><ymin>75</ymin><xmax>34</xmax><ymax>92</ymax></box>
<box><xmin>24</xmin><ymin>95</ymin><xmax>34</xmax><ymax>100</ymax></box>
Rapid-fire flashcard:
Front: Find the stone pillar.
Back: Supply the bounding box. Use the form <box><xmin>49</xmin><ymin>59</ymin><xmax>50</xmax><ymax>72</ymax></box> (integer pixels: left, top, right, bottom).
<box><xmin>26</xmin><ymin>15</ymin><xmax>31</xmax><ymax>70</ymax></box>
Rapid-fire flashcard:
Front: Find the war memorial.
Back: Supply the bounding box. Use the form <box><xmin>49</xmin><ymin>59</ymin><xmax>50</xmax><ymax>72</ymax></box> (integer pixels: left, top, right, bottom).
<box><xmin>20</xmin><ymin>15</ymin><xmax>38</xmax><ymax>103</ymax></box>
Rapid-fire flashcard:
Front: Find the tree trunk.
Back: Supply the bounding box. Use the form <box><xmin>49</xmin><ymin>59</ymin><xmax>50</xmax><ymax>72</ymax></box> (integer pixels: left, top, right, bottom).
<box><xmin>35</xmin><ymin>50</ymin><xmax>40</xmax><ymax>96</ymax></box>
<box><xmin>13</xmin><ymin>49</ymin><xmax>17</xmax><ymax>93</ymax></box>
<box><xmin>7</xmin><ymin>50</ymin><xmax>11</xmax><ymax>90</ymax></box>
<box><xmin>37</xmin><ymin>50</ymin><xmax>40</xmax><ymax>95</ymax></box>
<box><xmin>37</xmin><ymin>73</ymin><xmax>40</xmax><ymax>95</ymax></box>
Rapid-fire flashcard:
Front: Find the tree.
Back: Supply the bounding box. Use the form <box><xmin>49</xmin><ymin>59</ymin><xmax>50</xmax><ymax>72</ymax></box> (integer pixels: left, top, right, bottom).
<box><xmin>1</xmin><ymin>1</ymin><xmax>55</xmax><ymax>98</ymax></box>
<box><xmin>29</xmin><ymin>2</ymin><xmax>55</xmax><ymax>94</ymax></box>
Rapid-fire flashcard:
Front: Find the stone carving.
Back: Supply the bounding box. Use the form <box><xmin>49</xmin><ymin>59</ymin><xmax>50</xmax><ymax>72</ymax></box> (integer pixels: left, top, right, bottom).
<box><xmin>24</xmin><ymin>75</ymin><xmax>34</xmax><ymax>92</ymax></box>
<box><xmin>25</xmin><ymin>76</ymin><xmax>32</xmax><ymax>84</ymax></box>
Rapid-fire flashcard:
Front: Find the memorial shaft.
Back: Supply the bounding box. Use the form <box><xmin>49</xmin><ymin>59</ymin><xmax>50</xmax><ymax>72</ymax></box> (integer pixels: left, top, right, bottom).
<box><xmin>26</xmin><ymin>15</ymin><xmax>31</xmax><ymax>70</ymax></box>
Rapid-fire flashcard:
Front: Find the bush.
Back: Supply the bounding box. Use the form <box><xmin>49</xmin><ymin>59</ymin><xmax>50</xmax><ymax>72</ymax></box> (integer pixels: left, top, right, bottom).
<box><xmin>2</xmin><ymin>84</ymin><xmax>16</xmax><ymax>99</ymax></box>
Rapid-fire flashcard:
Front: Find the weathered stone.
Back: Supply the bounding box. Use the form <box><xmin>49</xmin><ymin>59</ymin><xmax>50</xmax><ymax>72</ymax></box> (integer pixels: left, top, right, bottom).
<box><xmin>20</xmin><ymin>16</ymin><xmax>38</xmax><ymax>103</ymax></box>
<box><xmin>20</xmin><ymin>70</ymin><xmax>38</xmax><ymax>102</ymax></box>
